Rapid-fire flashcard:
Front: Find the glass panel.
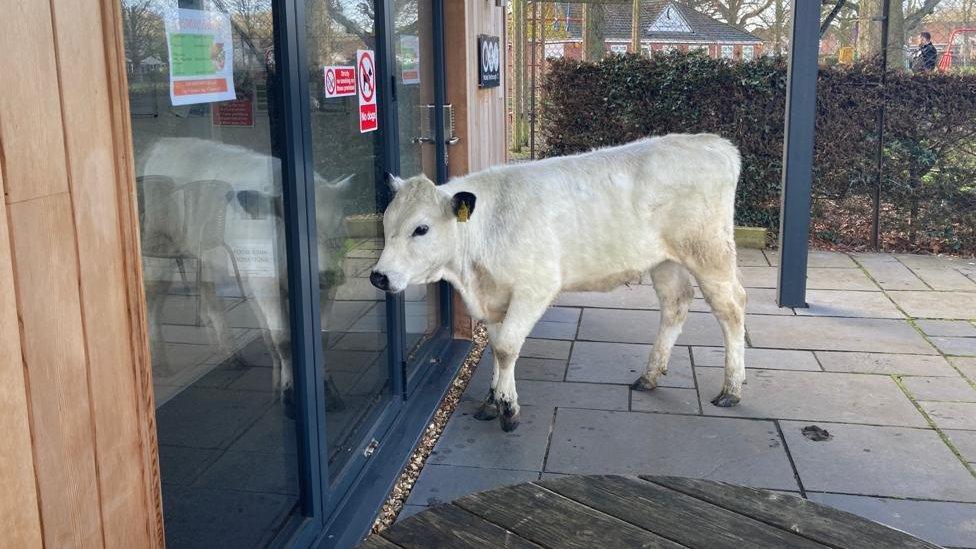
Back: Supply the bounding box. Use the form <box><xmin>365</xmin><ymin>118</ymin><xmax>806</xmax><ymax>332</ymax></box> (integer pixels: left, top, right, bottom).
<box><xmin>304</xmin><ymin>0</ymin><xmax>391</xmax><ymax>481</ymax></box>
<box><xmin>123</xmin><ymin>0</ymin><xmax>301</xmax><ymax>545</ymax></box>
<box><xmin>393</xmin><ymin>0</ymin><xmax>443</xmax><ymax>362</ymax></box>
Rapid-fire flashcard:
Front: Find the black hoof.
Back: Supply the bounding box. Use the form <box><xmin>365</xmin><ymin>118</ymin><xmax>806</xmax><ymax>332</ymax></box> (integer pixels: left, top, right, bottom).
<box><xmin>630</xmin><ymin>376</ymin><xmax>657</xmax><ymax>392</ymax></box>
<box><xmin>710</xmin><ymin>392</ymin><xmax>741</xmax><ymax>408</ymax></box>
<box><xmin>474</xmin><ymin>402</ymin><xmax>499</xmax><ymax>421</ymax></box>
<box><xmin>499</xmin><ymin>401</ymin><xmax>520</xmax><ymax>432</ymax></box>
<box><xmin>474</xmin><ymin>389</ymin><xmax>498</xmax><ymax>421</ymax></box>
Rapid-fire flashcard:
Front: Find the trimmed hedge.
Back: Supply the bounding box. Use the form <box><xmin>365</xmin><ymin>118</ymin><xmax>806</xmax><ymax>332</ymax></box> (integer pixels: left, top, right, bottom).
<box><xmin>542</xmin><ymin>52</ymin><xmax>976</xmax><ymax>254</ymax></box>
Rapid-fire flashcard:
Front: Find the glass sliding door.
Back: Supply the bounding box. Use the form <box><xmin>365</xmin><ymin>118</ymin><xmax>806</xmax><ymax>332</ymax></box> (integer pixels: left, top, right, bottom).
<box><xmin>303</xmin><ymin>0</ymin><xmax>394</xmax><ymax>483</ymax></box>
<box><xmin>123</xmin><ymin>0</ymin><xmax>303</xmax><ymax>547</ymax></box>
<box><xmin>393</xmin><ymin>0</ymin><xmax>447</xmax><ymax>375</ymax></box>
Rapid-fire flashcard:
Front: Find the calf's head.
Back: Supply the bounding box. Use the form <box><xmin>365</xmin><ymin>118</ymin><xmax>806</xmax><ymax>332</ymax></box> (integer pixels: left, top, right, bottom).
<box><xmin>370</xmin><ymin>174</ymin><xmax>475</xmax><ymax>293</ymax></box>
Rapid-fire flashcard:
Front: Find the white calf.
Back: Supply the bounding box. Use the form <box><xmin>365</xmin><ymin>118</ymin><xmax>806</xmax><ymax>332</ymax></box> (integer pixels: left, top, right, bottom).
<box><xmin>371</xmin><ymin>134</ymin><xmax>746</xmax><ymax>431</ymax></box>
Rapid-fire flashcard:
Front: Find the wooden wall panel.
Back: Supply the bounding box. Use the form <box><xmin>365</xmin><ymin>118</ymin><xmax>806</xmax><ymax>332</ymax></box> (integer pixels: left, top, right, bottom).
<box><xmin>99</xmin><ymin>0</ymin><xmax>166</xmax><ymax>543</ymax></box>
<box><xmin>464</xmin><ymin>0</ymin><xmax>508</xmax><ymax>173</ymax></box>
<box><xmin>0</xmin><ymin>1</ymin><xmax>69</xmax><ymax>203</ymax></box>
<box><xmin>0</xmin><ymin>159</ymin><xmax>45</xmax><ymax>549</ymax></box>
<box><xmin>7</xmin><ymin>193</ymin><xmax>104</xmax><ymax>548</ymax></box>
<box><xmin>51</xmin><ymin>1</ymin><xmax>154</xmax><ymax>546</ymax></box>
<box><xmin>445</xmin><ymin>1</ymin><xmax>508</xmax><ymax>337</ymax></box>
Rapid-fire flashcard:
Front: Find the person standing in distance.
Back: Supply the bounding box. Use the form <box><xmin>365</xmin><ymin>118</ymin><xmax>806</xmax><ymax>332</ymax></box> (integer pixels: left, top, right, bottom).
<box><xmin>914</xmin><ymin>31</ymin><xmax>938</xmax><ymax>72</ymax></box>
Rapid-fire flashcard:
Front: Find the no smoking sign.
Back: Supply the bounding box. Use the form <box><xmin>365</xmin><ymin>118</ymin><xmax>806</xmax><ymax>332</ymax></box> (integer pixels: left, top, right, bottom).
<box><xmin>357</xmin><ymin>49</ymin><xmax>378</xmax><ymax>133</ymax></box>
<box><xmin>323</xmin><ymin>65</ymin><xmax>356</xmax><ymax>98</ymax></box>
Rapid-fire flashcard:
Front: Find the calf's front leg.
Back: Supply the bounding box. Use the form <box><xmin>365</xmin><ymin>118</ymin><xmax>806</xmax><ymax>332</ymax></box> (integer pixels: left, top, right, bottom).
<box><xmin>482</xmin><ymin>292</ymin><xmax>555</xmax><ymax>432</ymax></box>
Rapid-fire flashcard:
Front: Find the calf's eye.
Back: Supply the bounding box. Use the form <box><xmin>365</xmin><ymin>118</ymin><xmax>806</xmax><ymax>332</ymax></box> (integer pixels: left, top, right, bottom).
<box><xmin>412</xmin><ymin>225</ymin><xmax>429</xmax><ymax>237</ymax></box>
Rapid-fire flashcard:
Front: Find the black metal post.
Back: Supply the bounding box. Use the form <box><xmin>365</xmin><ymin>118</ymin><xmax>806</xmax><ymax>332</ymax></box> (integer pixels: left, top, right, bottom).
<box><xmin>529</xmin><ymin>0</ymin><xmax>537</xmax><ymax>159</ymax></box>
<box><xmin>872</xmin><ymin>0</ymin><xmax>890</xmax><ymax>250</ymax></box>
<box><xmin>776</xmin><ymin>0</ymin><xmax>821</xmax><ymax>308</ymax></box>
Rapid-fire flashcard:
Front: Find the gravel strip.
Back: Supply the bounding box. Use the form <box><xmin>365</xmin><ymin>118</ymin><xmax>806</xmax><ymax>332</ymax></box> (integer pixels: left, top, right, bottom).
<box><xmin>371</xmin><ymin>322</ymin><xmax>488</xmax><ymax>533</ymax></box>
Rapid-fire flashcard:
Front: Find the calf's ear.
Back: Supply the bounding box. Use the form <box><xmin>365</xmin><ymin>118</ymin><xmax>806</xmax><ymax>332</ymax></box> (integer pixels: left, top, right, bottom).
<box><xmin>387</xmin><ymin>173</ymin><xmax>405</xmax><ymax>193</ymax></box>
<box><xmin>451</xmin><ymin>192</ymin><xmax>476</xmax><ymax>223</ymax></box>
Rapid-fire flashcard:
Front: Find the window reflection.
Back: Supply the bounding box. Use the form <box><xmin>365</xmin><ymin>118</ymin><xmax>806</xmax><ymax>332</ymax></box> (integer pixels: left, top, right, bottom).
<box><xmin>123</xmin><ymin>1</ymin><xmax>301</xmax><ymax>546</ymax></box>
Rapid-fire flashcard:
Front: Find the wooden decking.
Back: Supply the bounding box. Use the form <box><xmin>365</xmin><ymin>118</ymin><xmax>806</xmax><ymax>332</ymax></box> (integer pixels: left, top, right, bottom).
<box><xmin>361</xmin><ymin>475</ymin><xmax>941</xmax><ymax>548</ymax></box>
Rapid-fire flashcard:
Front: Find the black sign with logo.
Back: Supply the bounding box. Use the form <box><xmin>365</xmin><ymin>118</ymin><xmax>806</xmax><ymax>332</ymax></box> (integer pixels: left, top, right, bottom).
<box><xmin>478</xmin><ymin>35</ymin><xmax>500</xmax><ymax>88</ymax></box>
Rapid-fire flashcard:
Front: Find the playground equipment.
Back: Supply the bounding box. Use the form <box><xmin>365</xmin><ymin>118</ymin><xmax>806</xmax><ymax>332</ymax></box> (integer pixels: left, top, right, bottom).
<box><xmin>937</xmin><ymin>27</ymin><xmax>976</xmax><ymax>71</ymax></box>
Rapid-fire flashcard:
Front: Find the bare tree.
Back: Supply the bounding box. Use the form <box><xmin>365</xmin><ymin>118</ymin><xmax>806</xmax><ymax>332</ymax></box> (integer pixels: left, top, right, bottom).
<box><xmin>688</xmin><ymin>0</ymin><xmax>775</xmax><ymax>30</ymax></box>
<box><xmin>753</xmin><ymin>0</ymin><xmax>790</xmax><ymax>54</ymax></box>
<box><xmin>122</xmin><ymin>0</ymin><xmax>166</xmax><ymax>69</ymax></box>
<box><xmin>849</xmin><ymin>0</ymin><xmax>943</xmax><ymax>67</ymax></box>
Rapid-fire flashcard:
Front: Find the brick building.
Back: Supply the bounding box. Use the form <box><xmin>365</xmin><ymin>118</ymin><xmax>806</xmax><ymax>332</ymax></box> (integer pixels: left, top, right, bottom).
<box><xmin>540</xmin><ymin>1</ymin><xmax>764</xmax><ymax>62</ymax></box>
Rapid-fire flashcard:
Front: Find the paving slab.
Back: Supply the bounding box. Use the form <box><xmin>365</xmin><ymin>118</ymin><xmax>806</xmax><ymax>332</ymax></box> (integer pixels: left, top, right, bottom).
<box><xmin>851</xmin><ymin>253</ymin><xmax>929</xmax><ymax>291</ymax></box>
<box><xmin>428</xmin><ymin>404</ymin><xmax>552</xmax><ymax>471</ymax></box>
<box><xmin>630</xmin><ymin>387</ymin><xmax>701</xmax><ymax>414</ymax></box>
<box><xmin>578</xmin><ymin>309</ymin><xmax>724</xmax><ymax>346</ymax></box>
<box><xmin>816</xmin><ymin>351</ymin><xmax>957</xmax><ymax>376</ymax></box>
<box><xmin>692</xmin><ymin>346</ymin><xmax>821</xmax><ymax>371</ymax></box>
<box><xmin>895</xmin><ymin>254</ymin><xmax>976</xmax><ymax>291</ymax></box>
<box><xmin>529</xmin><ymin>307</ymin><xmax>580</xmax><ymax>340</ymax></box>
<box><xmin>509</xmin><ymin>357</ymin><xmax>567</xmax><ymax>382</ymax></box>
<box><xmin>736</xmin><ymin>248</ymin><xmax>769</xmax><ymax>266</ymax></box>
<box><xmin>545</xmin><ymin>408</ymin><xmax>799</xmax><ymax>491</ymax></box>
<box><xmin>887</xmin><ymin>291</ymin><xmax>976</xmax><ymax>320</ymax></box>
<box><xmin>738</xmin><ymin>266</ymin><xmax>778</xmax><ymax>288</ymax></box>
<box><xmin>807</xmin><ymin>493</ymin><xmax>976</xmax><ymax>548</ymax></box>
<box><xmin>916</xmin><ymin>319</ymin><xmax>976</xmax><ymax>338</ymax></box>
<box><xmin>744</xmin><ymin>288</ymin><xmax>795</xmax><ymax>316</ymax></box>
<box><xmin>696</xmin><ymin>369</ymin><xmax>927</xmax><ymax>427</ymax></box>
<box><xmin>512</xmin><ymin>380</ymin><xmax>629</xmax><ymax>411</ymax></box>
<box><xmin>521</xmin><ymin>338</ymin><xmax>573</xmax><ymax>360</ymax></box>
<box><xmin>918</xmin><ymin>401</ymin><xmax>976</xmax><ymax>430</ymax></box>
<box><xmin>747</xmin><ymin>315</ymin><xmax>937</xmax><ymax>354</ymax></box>
<box><xmin>555</xmin><ymin>286</ymin><xmax>712</xmax><ymax>313</ymax></box>
<box><xmin>396</xmin><ymin>505</ymin><xmax>428</xmax><ymax>522</ymax></box>
<box><xmin>463</xmin><ymin>352</ymin><xmax>571</xmax><ymax>396</ymax></box>
<box><xmin>945</xmin><ymin>430</ymin><xmax>976</xmax><ymax>464</ymax></box>
<box><xmin>953</xmin><ymin>357</ymin><xmax>976</xmax><ymax>382</ymax></box>
<box><xmin>795</xmin><ymin>290</ymin><xmax>904</xmax><ymax>319</ymax></box>
<box><xmin>780</xmin><ymin>420</ymin><xmax>976</xmax><ymax>502</ymax></box>
<box><xmin>902</xmin><ymin>376</ymin><xmax>976</xmax><ymax>402</ymax></box>
<box><xmin>929</xmin><ymin>336</ymin><xmax>976</xmax><ymax>356</ymax></box>
<box><xmin>807</xmin><ymin>268</ymin><xmax>880</xmax><ymax>291</ymax></box>
<box><xmin>554</xmin><ymin>285</ymin><xmax>658</xmax><ymax>310</ymax></box>
<box><xmin>405</xmin><ymin>464</ymin><xmax>539</xmax><ymax>506</ymax></box>
<box><xmin>765</xmin><ymin>250</ymin><xmax>859</xmax><ymax>268</ymax></box>
<box><xmin>567</xmin><ymin>341</ymin><xmax>694</xmax><ymax>388</ymax></box>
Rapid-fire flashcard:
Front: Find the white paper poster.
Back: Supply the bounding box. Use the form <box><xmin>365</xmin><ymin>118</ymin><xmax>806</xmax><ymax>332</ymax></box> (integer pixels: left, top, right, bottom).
<box><xmin>164</xmin><ymin>8</ymin><xmax>236</xmax><ymax>106</ymax></box>
<box><xmin>400</xmin><ymin>35</ymin><xmax>420</xmax><ymax>85</ymax></box>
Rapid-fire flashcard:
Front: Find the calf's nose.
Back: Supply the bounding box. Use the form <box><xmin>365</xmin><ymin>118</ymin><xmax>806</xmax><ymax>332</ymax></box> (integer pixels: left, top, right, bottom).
<box><xmin>369</xmin><ymin>271</ymin><xmax>390</xmax><ymax>291</ymax></box>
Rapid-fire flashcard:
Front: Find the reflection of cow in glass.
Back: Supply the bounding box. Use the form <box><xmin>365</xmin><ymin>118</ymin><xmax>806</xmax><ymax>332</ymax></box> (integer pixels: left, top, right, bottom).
<box><xmin>138</xmin><ymin>137</ymin><xmax>351</xmax><ymax>410</ymax></box>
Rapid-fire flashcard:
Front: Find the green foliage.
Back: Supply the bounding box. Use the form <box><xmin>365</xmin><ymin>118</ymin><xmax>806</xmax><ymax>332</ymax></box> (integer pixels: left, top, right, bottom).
<box><xmin>542</xmin><ymin>51</ymin><xmax>976</xmax><ymax>254</ymax></box>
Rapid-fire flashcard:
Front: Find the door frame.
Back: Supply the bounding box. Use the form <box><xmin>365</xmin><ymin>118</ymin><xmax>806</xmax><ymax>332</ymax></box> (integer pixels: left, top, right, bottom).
<box><xmin>265</xmin><ymin>0</ymin><xmax>456</xmax><ymax>546</ymax></box>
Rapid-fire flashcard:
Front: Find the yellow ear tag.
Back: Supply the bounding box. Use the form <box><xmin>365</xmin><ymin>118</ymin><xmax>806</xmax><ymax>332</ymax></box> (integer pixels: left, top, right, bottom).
<box><xmin>457</xmin><ymin>201</ymin><xmax>470</xmax><ymax>223</ymax></box>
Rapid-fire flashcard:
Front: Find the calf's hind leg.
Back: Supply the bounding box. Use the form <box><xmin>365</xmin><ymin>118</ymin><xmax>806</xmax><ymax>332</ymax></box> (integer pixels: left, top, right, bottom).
<box><xmin>631</xmin><ymin>261</ymin><xmax>694</xmax><ymax>391</ymax></box>
<box><xmin>688</xmin><ymin>247</ymin><xmax>747</xmax><ymax>407</ymax></box>
<box><xmin>473</xmin><ymin>322</ymin><xmax>502</xmax><ymax>422</ymax></box>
